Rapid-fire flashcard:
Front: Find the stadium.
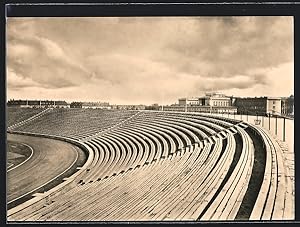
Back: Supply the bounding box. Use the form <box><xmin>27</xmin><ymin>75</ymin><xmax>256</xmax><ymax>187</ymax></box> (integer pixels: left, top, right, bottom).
<box><xmin>6</xmin><ymin>16</ymin><xmax>294</xmax><ymax>222</ymax></box>
<box><xmin>6</xmin><ymin>106</ymin><xmax>294</xmax><ymax>221</ymax></box>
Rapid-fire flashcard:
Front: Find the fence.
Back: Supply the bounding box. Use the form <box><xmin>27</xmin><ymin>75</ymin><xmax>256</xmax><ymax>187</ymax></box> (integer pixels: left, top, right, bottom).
<box><xmin>203</xmin><ymin>112</ymin><xmax>294</xmax><ymax>153</ymax></box>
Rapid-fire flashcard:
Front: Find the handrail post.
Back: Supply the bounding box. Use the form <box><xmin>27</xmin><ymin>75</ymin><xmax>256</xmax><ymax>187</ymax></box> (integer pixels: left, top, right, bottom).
<box><xmin>275</xmin><ymin>115</ymin><xmax>278</xmax><ymax>135</ymax></box>
<box><xmin>256</xmin><ymin>112</ymin><xmax>258</xmax><ymax>125</ymax></box>
<box><xmin>283</xmin><ymin>117</ymin><xmax>286</xmax><ymax>142</ymax></box>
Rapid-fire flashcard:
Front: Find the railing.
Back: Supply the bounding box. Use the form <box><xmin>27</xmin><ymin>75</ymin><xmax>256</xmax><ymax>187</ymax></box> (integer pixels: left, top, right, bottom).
<box><xmin>205</xmin><ymin>112</ymin><xmax>293</xmax><ymax>154</ymax></box>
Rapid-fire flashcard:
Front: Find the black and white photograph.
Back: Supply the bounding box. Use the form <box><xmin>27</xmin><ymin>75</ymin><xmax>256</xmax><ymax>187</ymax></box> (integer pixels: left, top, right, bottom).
<box><xmin>6</xmin><ymin>15</ymin><xmax>294</xmax><ymax>222</ymax></box>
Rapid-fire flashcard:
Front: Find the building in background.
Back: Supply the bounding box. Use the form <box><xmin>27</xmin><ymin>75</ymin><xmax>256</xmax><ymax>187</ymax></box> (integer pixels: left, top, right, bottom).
<box><xmin>7</xmin><ymin>99</ymin><xmax>28</xmax><ymax>107</ymax></box>
<box><xmin>233</xmin><ymin>97</ymin><xmax>282</xmax><ymax>116</ymax></box>
<box><xmin>8</xmin><ymin>94</ymin><xmax>292</xmax><ymax>117</ymax></box>
<box><xmin>281</xmin><ymin>95</ymin><xmax>294</xmax><ymax>117</ymax></box>
<box><xmin>7</xmin><ymin>99</ymin><xmax>69</xmax><ymax>108</ymax></box>
<box><xmin>111</xmin><ymin>104</ymin><xmax>146</xmax><ymax>110</ymax></box>
<box><xmin>145</xmin><ymin>103</ymin><xmax>160</xmax><ymax>111</ymax></box>
<box><xmin>178</xmin><ymin>97</ymin><xmax>200</xmax><ymax>106</ymax></box>
<box><xmin>201</xmin><ymin>92</ymin><xmax>233</xmax><ymax>107</ymax></box>
<box><xmin>81</xmin><ymin>101</ymin><xmax>110</xmax><ymax>109</ymax></box>
<box><xmin>54</xmin><ymin>101</ymin><xmax>69</xmax><ymax>108</ymax></box>
<box><xmin>70</xmin><ymin>102</ymin><xmax>82</xmax><ymax>108</ymax></box>
<box><xmin>163</xmin><ymin>92</ymin><xmax>237</xmax><ymax>114</ymax></box>
<box><xmin>178</xmin><ymin>92</ymin><xmax>232</xmax><ymax>107</ymax></box>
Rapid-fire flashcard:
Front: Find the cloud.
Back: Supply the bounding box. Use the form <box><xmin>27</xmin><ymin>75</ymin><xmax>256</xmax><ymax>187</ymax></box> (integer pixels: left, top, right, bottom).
<box><xmin>155</xmin><ymin>17</ymin><xmax>293</xmax><ymax>79</ymax></box>
<box><xmin>6</xmin><ymin>17</ymin><xmax>294</xmax><ymax>104</ymax></box>
<box><xmin>218</xmin><ymin>62</ymin><xmax>294</xmax><ymax>98</ymax></box>
<box><xmin>7</xmin><ymin>21</ymin><xmax>92</xmax><ymax>89</ymax></box>
<box><xmin>7</xmin><ymin>68</ymin><xmax>39</xmax><ymax>89</ymax></box>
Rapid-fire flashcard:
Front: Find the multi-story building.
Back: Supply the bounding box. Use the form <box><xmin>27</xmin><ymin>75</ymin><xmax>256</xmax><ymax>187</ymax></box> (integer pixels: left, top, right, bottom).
<box><xmin>178</xmin><ymin>92</ymin><xmax>232</xmax><ymax>107</ymax></box>
<box><xmin>81</xmin><ymin>101</ymin><xmax>110</xmax><ymax>109</ymax></box>
<box><xmin>7</xmin><ymin>99</ymin><xmax>69</xmax><ymax>108</ymax></box>
<box><xmin>111</xmin><ymin>104</ymin><xmax>146</xmax><ymax>110</ymax></box>
<box><xmin>200</xmin><ymin>92</ymin><xmax>232</xmax><ymax>107</ymax></box>
<box><xmin>163</xmin><ymin>92</ymin><xmax>237</xmax><ymax>113</ymax></box>
<box><xmin>54</xmin><ymin>101</ymin><xmax>70</xmax><ymax>108</ymax></box>
<box><xmin>234</xmin><ymin>97</ymin><xmax>282</xmax><ymax>116</ymax></box>
<box><xmin>178</xmin><ymin>97</ymin><xmax>200</xmax><ymax>106</ymax></box>
<box><xmin>7</xmin><ymin>99</ymin><xmax>28</xmax><ymax>107</ymax></box>
<box><xmin>281</xmin><ymin>95</ymin><xmax>294</xmax><ymax>116</ymax></box>
<box><xmin>70</xmin><ymin>102</ymin><xmax>82</xmax><ymax>108</ymax></box>
<box><xmin>145</xmin><ymin>104</ymin><xmax>160</xmax><ymax>111</ymax></box>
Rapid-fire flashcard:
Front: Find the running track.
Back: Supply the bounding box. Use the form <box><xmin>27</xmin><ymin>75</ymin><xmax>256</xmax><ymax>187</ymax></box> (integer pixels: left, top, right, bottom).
<box><xmin>7</xmin><ymin>133</ymin><xmax>80</xmax><ymax>204</ymax></box>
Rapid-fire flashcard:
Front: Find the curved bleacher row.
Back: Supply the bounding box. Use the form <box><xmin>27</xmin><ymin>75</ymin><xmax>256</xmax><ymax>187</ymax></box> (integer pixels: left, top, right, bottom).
<box><xmin>8</xmin><ymin>108</ymin><xmax>139</xmax><ymax>140</ymax></box>
<box><xmin>7</xmin><ymin>109</ymin><xmax>294</xmax><ymax>221</ymax></box>
<box><xmin>248</xmin><ymin>123</ymin><xmax>294</xmax><ymax>220</ymax></box>
<box><xmin>7</xmin><ymin>107</ymin><xmax>46</xmax><ymax>129</ymax></box>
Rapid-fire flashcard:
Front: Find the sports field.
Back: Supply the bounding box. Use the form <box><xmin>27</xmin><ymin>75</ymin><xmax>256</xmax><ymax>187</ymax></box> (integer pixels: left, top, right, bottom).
<box><xmin>7</xmin><ymin>133</ymin><xmax>82</xmax><ymax>206</ymax></box>
<box><xmin>7</xmin><ymin>141</ymin><xmax>32</xmax><ymax>170</ymax></box>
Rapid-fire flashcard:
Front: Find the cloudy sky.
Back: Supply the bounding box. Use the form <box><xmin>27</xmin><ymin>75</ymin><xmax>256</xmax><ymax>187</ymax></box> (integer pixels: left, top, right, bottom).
<box><xmin>7</xmin><ymin>16</ymin><xmax>293</xmax><ymax>105</ymax></box>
